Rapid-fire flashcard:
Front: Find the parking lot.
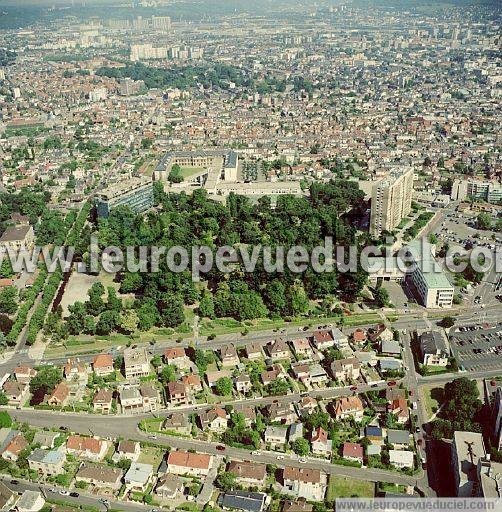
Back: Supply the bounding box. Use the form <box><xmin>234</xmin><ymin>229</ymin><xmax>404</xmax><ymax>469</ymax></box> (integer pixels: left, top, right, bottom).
<box><xmin>434</xmin><ymin>211</ymin><xmax>501</xmax><ymax>250</ymax></box>
<box><xmin>450</xmin><ymin>323</ymin><xmax>502</xmax><ymax>371</ymax></box>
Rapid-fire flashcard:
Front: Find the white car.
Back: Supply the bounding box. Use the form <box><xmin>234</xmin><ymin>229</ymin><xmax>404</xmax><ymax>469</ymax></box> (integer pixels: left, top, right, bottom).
<box><xmin>299</xmin><ymin>458</ymin><xmax>307</xmax><ymax>463</ymax></box>
<box><xmin>251</xmin><ymin>450</ymin><xmax>260</xmax><ymax>455</ymax></box>
<box><xmin>149</xmin><ymin>435</ymin><xmax>157</xmax><ymax>440</ymax></box>
<box><xmin>59</xmin><ymin>490</ymin><xmax>70</xmax><ymax>496</ymax></box>
<box><xmin>276</xmin><ymin>455</ymin><xmax>284</xmax><ymax>460</ymax></box>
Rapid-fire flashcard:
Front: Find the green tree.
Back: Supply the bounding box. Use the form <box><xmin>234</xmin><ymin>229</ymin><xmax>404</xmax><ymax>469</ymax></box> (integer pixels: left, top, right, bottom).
<box><xmin>96</xmin><ymin>310</ymin><xmax>119</xmax><ymax>335</ymax></box>
<box><xmin>476</xmin><ymin>213</ymin><xmax>492</xmax><ymax>230</ymax></box>
<box><xmin>198</xmin><ymin>290</ymin><xmax>215</xmax><ymax>319</ymax></box>
<box><xmin>0</xmin><ymin>411</ymin><xmax>12</xmax><ymax>428</ymax></box>
<box><xmin>29</xmin><ymin>367</ymin><xmax>62</xmax><ymax>398</ymax></box>
<box><xmin>374</xmin><ymin>287</ymin><xmax>390</xmax><ymax>307</ymax></box>
<box><xmin>291</xmin><ymin>437</ymin><xmax>310</xmax><ymax>456</ymax></box>
<box><xmin>159</xmin><ymin>294</ymin><xmax>185</xmax><ymax>327</ymax></box>
<box><xmin>0</xmin><ymin>392</ymin><xmax>8</xmax><ymax>405</ymax></box>
<box><xmin>120</xmin><ymin>273</ymin><xmax>143</xmax><ymax>293</ymax></box>
<box><xmin>0</xmin><ymin>286</ymin><xmax>17</xmax><ymax>315</ymax></box>
<box><xmin>439</xmin><ymin>316</ymin><xmax>456</xmax><ymax>328</ymax></box>
<box><xmin>159</xmin><ymin>365</ymin><xmax>176</xmax><ymax>384</ymax></box>
<box><xmin>215</xmin><ymin>377</ymin><xmax>233</xmax><ymax>396</ymax></box>
<box><xmin>216</xmin><ymin>472</ymin><xmax>237</xmax><ymax>491</ymax></box>
<box><xmin>118</xmin><ymin>309</ymin><xmax>139</xmax><ymax>334</ymax></box>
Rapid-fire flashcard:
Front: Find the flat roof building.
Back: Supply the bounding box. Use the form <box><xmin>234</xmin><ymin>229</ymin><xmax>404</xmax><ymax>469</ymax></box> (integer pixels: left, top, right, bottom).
<box><xmin>370</xmin><ymin>168</ymin><xmax>413</xmax><ymax>237</ymax></box>
<box><xmin>405</xmin><ymin>240</ymin><xmax>454</xmax><ymax>309</ymax></box>
<box><xmin>95</xmin><ymin>177</ymin><xmax>153</xmax><ymax>217</ymax></box>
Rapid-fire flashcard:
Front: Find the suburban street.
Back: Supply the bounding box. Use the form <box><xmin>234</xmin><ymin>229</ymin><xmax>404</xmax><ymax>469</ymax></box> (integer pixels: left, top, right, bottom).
<box><xmin>0</xmin><ymin>476</ymin><xmax>151</xmax><ymax>512</ymax></box>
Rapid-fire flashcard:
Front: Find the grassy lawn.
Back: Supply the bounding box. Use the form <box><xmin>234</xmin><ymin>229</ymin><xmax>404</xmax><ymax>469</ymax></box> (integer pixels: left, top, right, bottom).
<box><xmin>180</xmin><ymin>166</ymin><xmax>205</xmax><ymax>179</ymax></box>
<box><xmin>47</xmin><ymin>310</ymin><xmax>389</xmax><ymax>358</ymax></box>
<box><xmin>326</xmin><ymin>475</ymin><xmax>375</xmax><ymax>499</ymax></box>
<box><xmin>423</xmin><ymin>385</ymin><xmax>444</xmax><ymax>419</ymax></box>
<box><xmin>138</xmin><ymin>445</ymin><xmax>164</xmax><ymax>467</ymax></box>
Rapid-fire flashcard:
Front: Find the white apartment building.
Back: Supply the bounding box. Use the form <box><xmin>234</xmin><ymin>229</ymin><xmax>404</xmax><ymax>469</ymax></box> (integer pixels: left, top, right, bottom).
<box><xmin>405</xmin><ymin>241</ymin><xmax>454</xmax><ymax>309</ymax></box>
<box><xmin>370</xmin><ymin>168</ymin><xmax>414</xmax><ymax>237</ymax></box>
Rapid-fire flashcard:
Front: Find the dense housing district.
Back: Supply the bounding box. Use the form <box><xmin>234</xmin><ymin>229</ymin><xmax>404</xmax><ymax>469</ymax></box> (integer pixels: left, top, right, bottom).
<box><xmin>0</xmin><ymin>0</ymin><xmax>501</xmax><ymax>511</ymax></box>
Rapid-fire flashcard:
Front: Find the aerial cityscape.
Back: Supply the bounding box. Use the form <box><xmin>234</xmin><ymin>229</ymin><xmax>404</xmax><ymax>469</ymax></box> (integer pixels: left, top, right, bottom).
<box><xmin>0</xmin><ymin>0</ymin><xmax>500</xmax><ymax>511</ymax></box>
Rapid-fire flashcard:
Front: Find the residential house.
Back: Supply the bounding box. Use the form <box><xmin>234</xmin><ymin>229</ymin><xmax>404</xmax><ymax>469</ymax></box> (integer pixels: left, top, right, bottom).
<box><xmin>220</xmin><ymin>344</ymin><xmax>240</xmax><ymax>367</ymax></box>
<box><xmin>333</xmin><ymin>396</ymin><xmax>364</xmax><ymax>422</ymax></box>
<box><xmin>219</xmin><ymin>491</ymin><xmax>268</xmax><ymax>512</ymax></box>
<box><xmin>2</xmin><ymin>381</ymin><xmax>29</xmax><ymax>406</ymax></box>
<box><xmin>369</xmin><ymin>324</ymin><xmax>393</xmax><ymax>344</ymax></box>
<box><xmin>291</xmin><ymin>363</ymin><xmax>311</xmax><ymax>386</ymax></box>
<box><xmin>167</xmin><ymin>381</ymin><xmax>188</xmax><ymax>406</ymax></box>
<box><xmin>15</xmin><ymin>490</ymin><xmax>45</xmax><ymax>512</ymax></box>
<box><xmin>32</xmin><ymin>431</ymin><xmax>59</xmax><ymax>449</ymax></box>
<box><xmin>93</xmin><ymin>389</ymin><xmax>113</xmax><ymax>414</ymax></box>
<box><xmin>364</xmin><ymin>426</ymin><xmax>384</xmax><ymax>445</ymax></box>
<box><xmin>115</xmin><ymin>440</ymin><xmax>141</xmax><ymax>462</ymax></box>
<box><xmin>342</xmin><ymin>442</ymin><xmax>364</xmax><ymax>464</ymax></box>
<box><xmin>166</xmin><ymin>450</ymin><xmax>213</xmax><ymax>477</ymax></box>
<box><xmin>163</xmin><ymin>413</ymin><xmax>191</xmax><ymax>435</ymax></box>
<box><xmin>389</xmin><ymin>450</ymin><xmax>414</xmax><ymax>469</ymax></box>
<box><xmin>141</xmin><ymin>383</ymin><xmax>160</xmax><ymax>411</ymax></box>
<box><xmin>386</xmin><ymin>388</ymin><xmax>406</xmax><ymax>403</ymax></box>
<box><xmin>1</xmin><ymin>433</ymin><xmax>28</xmax><ymax>461</ymax></box>
<box><xmin>313</xmin><ymin>328</ymin><xmax>347</xmax><ymax>350</ymax></box>
<box><xmin>64</xmin><ymin>358</ymin><xmax>88</xmax><ymax>384</ymax></box>
<box><xmin>28</xmin><ymin>448</ymin><xmax>65</xmax><ymax>476</ymax></box>
<box><xmin>155</xmin><ymin>474</ymin><xmax>184</xmax><ymax>500</ymax></box>
<box><xmin>312</xmin><ymin>330</ymin><xmax>333</xmax><ymax>350</ymax></box>
<box><xmin>47</xmin><ymin>382</ymin><xmax>69</xmax><ymax>407</ymax></box>
<box><xmin>75</xmin><ymin>463</ymin><xmax>123</xmax><ymax>490</ymax></box>
<box><xmin>206</xmin><ymin>370</ymin><xmax>232</xmax><ymax>389</ymax></box>
<box><xmin>311</xmin><ymin>427</ymin><xmax>332</xmax><ymax>458</ymax></box>
<box><xmin>387</xmin><ymin>430</ymin><xmax>411</xmax><ymax>450</ymax></box>
<box><xmin>297</xmin><ymin>396</ymin><xmax>317</xmax><ymax>417</ymax></box>
<box><xmin>118</xmin><ymin>385</ymin><xmax>143</xmax><ymax>414</ymax></box>
<box><xmin>419</xmin><ymin>331</ymin><xmax>449</xmax><ymax>366</ymax></box>
<box><xmin>261</xmin><ymin>364</ymin><xmax>286</xmax><ymax>386</ymax></box>
<box><xmin>199</xmin><ymin>407</ymin><xmax>227</xmax><ymax>433</ymax></box>
<box><xmin>233</xmin><ymin>405</ymin><xmax>256</xmax><ymax>427</ymax></box>
<box><xmin>330</xmin><ymin>358</ymin><xmax>361</xmax><ymax>383</ymax></box>
<box><xmin>387</xmin><ymin>398</ymin><xmax>409</xmax><ymax>424</ymax></box>
<box><xmin>66</xmin><ymin>435</ymin><xmax>108</xmax><ymax>461</ymax></box>
<box><xmin>267</xmin><ymin>339</ymin><xmax>291</xmax><ymax>361</ymax></box>
<box><xmin>291</xmin><ymin>338</ymin><xmax>314</xmax><ymax>359</ymax></box>
<box><xmin>282</xmin><ymin>467</ymin><xmax>327</xmax><ymax>502</ymax></box>
<box><xmin>379</xmin><ymin>358</ymin><xmax>403</xmax><ymax>374</ymax></box>
<box><xmin>123</xmin><ymin>347</ymin><xmax>150</xmax><ymax>379</ymax></box>
<box><xmin>124</xmin><ymin>462</ymin><xmax>154</xmax><ymax>491</ymax></box>
<box><xmin>227</xmin><ymin>460</ymin><xmax>267</xmax><ymax>487</ymax></box>
<box><xmin>234</xmin><ymin>374</ymin><xmax>252</xmax><ymax>394</ymax></box>
<box><xmin>164</xmin><ymin>347</ymin><xmax>191</xmax><ymax>369</ymax></box>
<box><xmin>245</xmin><ymin>343</ymin><xmax>264</xmax><ymax>360</ymax></box>
<box><xmin>267</xmin><ymin>402</ymin><xmax>297</xmax><ymax>424</ymax></box>
<box><xmin>282</xmin><ymin>500</ymin><xmax>313</xmax><ymax>512</ymax></box>
<box><xmin>265</xmin><ymin>426</ymin><xmax>288</xmax><ymax>450</ymax></box>
<box><xmin>13</xmin><ymin>366</ymin><xmax>37</xmax><ymax>384</ymax></box>
<box><xmin>0</xmin><ymin>225</ymin><xmax>35</xmax><ymax>251</ymax></box>
<box><xmin>288</xmin><ymin>423</ymin><xmax>304</xmax><ymax>443</ymax></box>
<box><xmin>352</xmin><ymin>329</ymin><xmax>367</xmax><ymax>346</ymax></box>
<box><xmin>181</xmin><ymin>374</ymin><xmax>203</xmax><ymax>394</ymax></box>
<box><xmin>308</xmin><ymin>364</ymin><xmax>329</xmax><ymax>387</ymax></box>
<box><xmin>92</xmin><ymin>354</ymin><xmax>114</xmax><ymax>376</ymax></box>
<box><xmin>381</xmin><ymin>339</ymin><xmax>401</xmax><ymax>357</ymax></box>
<box><xmin>0</xmin><ymin>482</ymin><xmax>15</xmax><ymax>511</ymax></box>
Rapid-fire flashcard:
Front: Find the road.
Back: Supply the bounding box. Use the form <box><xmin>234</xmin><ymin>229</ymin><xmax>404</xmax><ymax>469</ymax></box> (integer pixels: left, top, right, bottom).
<box><xmin>10</xmin><ymin>410</ymin><xmax>426</xmax><ymax>491</ymax></box>
<box><xmin>1</xmin><ymin>303</ymin><xmax>500</xmax><ymax>372</ymax></box>
<box><xmin>0</xmin><ymin>476</ymin><xmax>150</xmax><ymax>512</ymax></box>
